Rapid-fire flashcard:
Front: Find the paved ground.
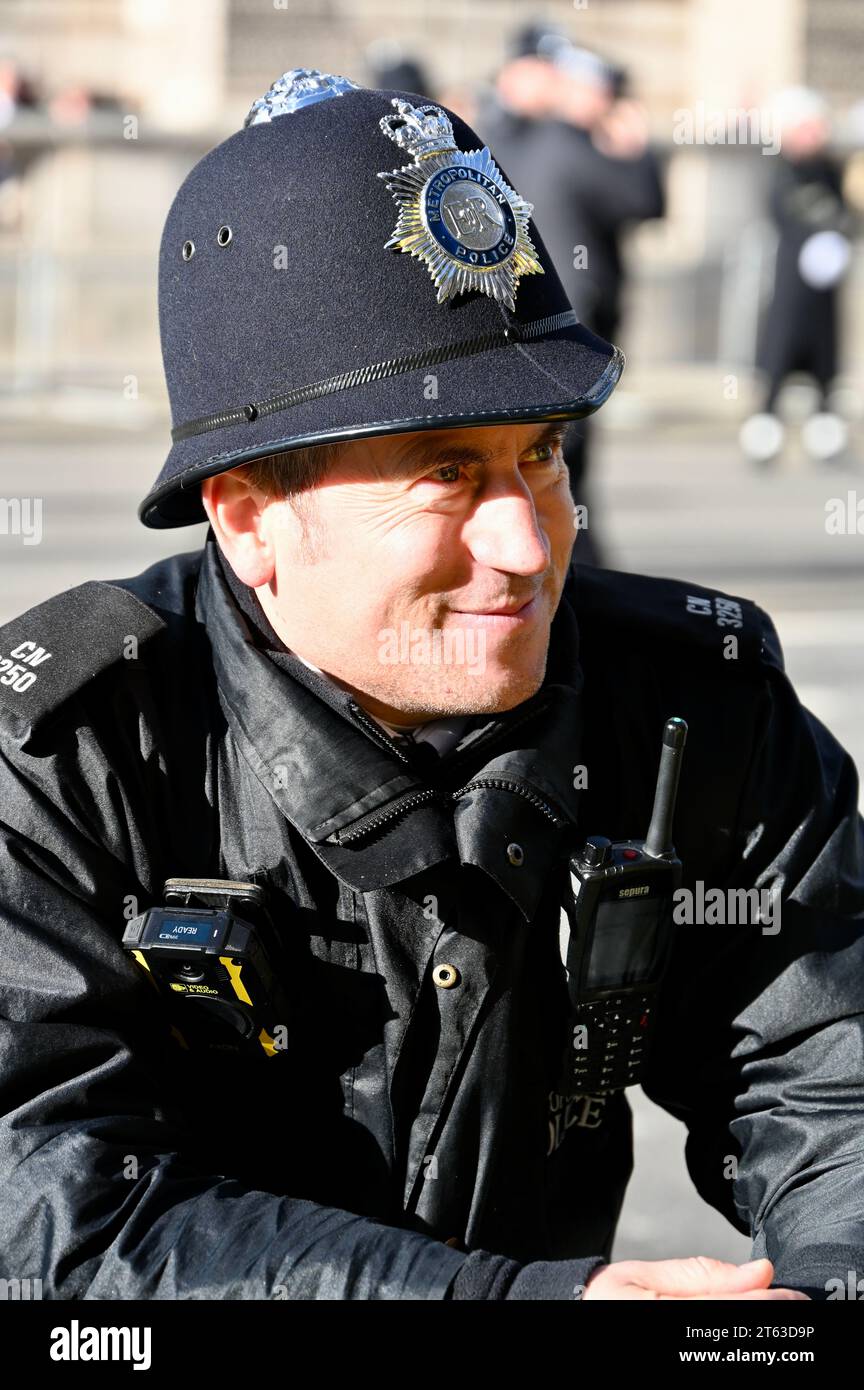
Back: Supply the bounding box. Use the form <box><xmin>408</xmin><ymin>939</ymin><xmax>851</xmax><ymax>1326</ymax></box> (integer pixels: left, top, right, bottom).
<box><xmin>1</xmin><ymin>407</ymin><xmax>861</xmax><ymax>1268</ymax></box>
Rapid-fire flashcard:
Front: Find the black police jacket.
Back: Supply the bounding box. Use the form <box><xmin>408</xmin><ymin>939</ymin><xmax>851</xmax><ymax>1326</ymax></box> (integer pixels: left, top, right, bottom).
<box><xmin>1</xmin><ymin>529</ymin><xmax>862</xmax><ymax>1300</ymax></box>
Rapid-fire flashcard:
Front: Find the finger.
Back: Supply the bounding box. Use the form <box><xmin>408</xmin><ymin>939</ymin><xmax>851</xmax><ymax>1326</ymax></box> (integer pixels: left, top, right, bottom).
<box><xmin>656</xmin><ymin>1288</ymin><xmax>810</xmax><ymax>1302</ymax></box>
<box><xmin>619</xmin><ymin>1256</ymin><xmax>775</xmax><ymax>1296</ymax></box>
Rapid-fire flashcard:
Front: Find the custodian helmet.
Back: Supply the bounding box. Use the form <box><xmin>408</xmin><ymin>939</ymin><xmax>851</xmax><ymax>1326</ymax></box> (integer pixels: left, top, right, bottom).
<box><xmin>140</xmin><ymin>68</ymin><xmax>624</xmax><ymax>529</ymax></box>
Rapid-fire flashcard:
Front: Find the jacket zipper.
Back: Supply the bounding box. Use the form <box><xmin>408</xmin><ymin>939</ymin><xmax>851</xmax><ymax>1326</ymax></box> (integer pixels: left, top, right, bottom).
<box><xmin>451</xmin><ymin>775</ymin><xmax>566</xmax><ymax>828</ymax></box>
<box><xmin>348</xmin><ymin>701</ymin><xmax>414</xmax><ymax>765</ymax></box>
<box><xmin>332</xmin><ymin>770</ymin><xmax>568</xmax><ymax>845</ymax></box>
<box><xmin>333</xmin><ymin>692</ymin><xmax>565</xmax><ymax>846</ymax></box>
<box><xmin>333</xmin><ymin>787</ymin><xmax>444</xmax><ymax>844</ymax></box>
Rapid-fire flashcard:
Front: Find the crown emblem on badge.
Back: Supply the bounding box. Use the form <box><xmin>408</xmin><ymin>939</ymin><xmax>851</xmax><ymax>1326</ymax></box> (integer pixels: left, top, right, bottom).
<box><xmin>379</xmin><ymin>99</ymin><xmax>457</xmax><ymax>158</ymax></box>
<box><xmin>377</xmin><ymin>97</ymin><xmax>544</xmax><ymax>311</ymax></box>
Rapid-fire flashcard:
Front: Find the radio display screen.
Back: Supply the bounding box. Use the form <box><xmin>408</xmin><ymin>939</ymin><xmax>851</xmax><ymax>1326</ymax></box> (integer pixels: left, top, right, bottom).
<box><xmin>586</xmin><ymin>894</ymin><xmax>668</xmax><ymax>989</ymax></box>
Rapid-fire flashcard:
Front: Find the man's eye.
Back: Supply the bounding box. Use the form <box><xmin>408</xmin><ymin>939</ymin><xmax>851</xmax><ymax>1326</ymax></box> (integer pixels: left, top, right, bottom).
<box><xmin>524</xmin><ymin>441</ymin><xmax>569</xmax><ymax>474</ymax></box>
<box><xmin>430</xmin><ymin>463</ymin><xmax>463</xmax><ymax>485</ymax></box>
<box><xmin>427</xmin><ymin>443</ymin><xmax>562</xmax><ymax>486</ymax></box>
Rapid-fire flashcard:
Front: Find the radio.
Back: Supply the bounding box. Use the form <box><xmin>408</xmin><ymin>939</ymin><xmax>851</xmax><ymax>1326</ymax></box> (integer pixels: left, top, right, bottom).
<box><xmin>558</xmin><ymin>716</ymin><xmax>687</xmax><ymax>1095</ymax></box>
<box><xmin>122</xmin><ymin>877</ymin><xmax>290</xmax><ymax>1058</ymax></box>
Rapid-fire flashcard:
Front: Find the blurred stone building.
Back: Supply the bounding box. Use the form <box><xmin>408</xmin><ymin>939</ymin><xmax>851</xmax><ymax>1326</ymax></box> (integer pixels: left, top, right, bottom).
<box><xmin>2</xmin><ymin>0</ymin><xmax>864</xmax><ymax>409</ymax></box>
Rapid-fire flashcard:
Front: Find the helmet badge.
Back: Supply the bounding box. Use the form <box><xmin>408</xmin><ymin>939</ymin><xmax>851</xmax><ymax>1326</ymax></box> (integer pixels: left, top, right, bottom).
<box><xmin>377</xmin><ymin>97</ymin><xmax>544</xmax><ymax>311</ymax></box>
<box><xmin>244</xmin><ymin>68</ymin><xmax>360</xmax><ymax>126</ymax></box>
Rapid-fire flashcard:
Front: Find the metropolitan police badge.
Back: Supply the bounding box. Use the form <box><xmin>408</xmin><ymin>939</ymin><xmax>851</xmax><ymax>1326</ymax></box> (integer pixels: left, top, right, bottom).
<box><xmin>377</xmin><ymin>97</ymin><xmax>544</xmax><ymax>311</ymax></box>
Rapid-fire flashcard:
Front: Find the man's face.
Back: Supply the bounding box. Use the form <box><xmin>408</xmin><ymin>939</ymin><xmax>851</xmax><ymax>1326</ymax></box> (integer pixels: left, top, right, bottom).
<box><xmin>554</xmin><ymin>71</ymin><xmax>614</xmax><ymax>129</ymax></box>
<box><xmin>202</xmin><ymin>420</ymin><xmax>580</xmax><ymax>726</ymax></box>
<box><xmin>496</xmin><ymin>57</ymin><xmax>558</xmax><ymax>119</ymax></box>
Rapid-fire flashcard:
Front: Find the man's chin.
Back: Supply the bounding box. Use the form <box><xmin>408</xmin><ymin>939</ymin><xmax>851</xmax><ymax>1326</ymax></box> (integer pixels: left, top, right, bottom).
<box><xmin>401</xmin><ymin>664</ymin><xmax>547</xmax><ymax>719</ymax></box>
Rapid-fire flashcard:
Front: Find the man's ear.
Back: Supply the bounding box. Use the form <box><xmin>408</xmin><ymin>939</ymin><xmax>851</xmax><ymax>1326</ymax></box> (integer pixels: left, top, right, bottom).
<box><xmin>200</xmin><ymin>469</ymin><xmax>275</xmax><ymax>588</ymax></box>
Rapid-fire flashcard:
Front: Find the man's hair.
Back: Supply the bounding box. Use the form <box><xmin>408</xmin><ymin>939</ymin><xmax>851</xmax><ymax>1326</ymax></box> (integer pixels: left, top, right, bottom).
<box><xmin>239</xmin><ymin>440</ymin><xmax>346</xmax><ymax>503</ymax></box>
<box><xmin>238</xmin><ymin>440</ymin><xmax>346</xmax><ymax>558</ymax></box>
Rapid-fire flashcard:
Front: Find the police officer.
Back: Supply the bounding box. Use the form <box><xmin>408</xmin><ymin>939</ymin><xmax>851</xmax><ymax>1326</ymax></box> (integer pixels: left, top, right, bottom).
<box><xmin>478</xmin><ymin>40</ymin><xmax>665</xmax><ymax>564</ymax></box>
<box><xmin>0</xmin><ymin>70</ymin><xmax>861</xmax><ymax>1303</ymax></box>
<box><xmin>741</xmin><ymin>87</ymin><xmax>856</xmax><ymax>467</ymax></box>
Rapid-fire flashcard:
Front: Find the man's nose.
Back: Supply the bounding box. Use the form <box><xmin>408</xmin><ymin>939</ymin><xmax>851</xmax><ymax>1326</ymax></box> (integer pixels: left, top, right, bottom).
<box><xmin>462</xmin><ymin>484</ymin><xmax>552</xmax><ymax>575</ymax></box>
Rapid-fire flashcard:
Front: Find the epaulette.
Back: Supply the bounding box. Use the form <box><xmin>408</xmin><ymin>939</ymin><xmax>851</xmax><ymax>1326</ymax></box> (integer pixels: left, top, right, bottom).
<box><xmin>567</xmin><ymin>564</ymin><xmax>777</xmax><ymax>668</ymax></box>
<box><xmin>0</xmin><ymin>547</ymin><xmax>203</xmax><ymax>749</ymax></box>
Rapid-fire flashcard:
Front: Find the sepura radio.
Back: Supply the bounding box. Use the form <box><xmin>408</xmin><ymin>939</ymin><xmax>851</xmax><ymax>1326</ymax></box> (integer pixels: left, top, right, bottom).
<box><xmin>558</xmin><ymin>717</ymin><xmax>688</xmax><ymax>1095</ymax></box>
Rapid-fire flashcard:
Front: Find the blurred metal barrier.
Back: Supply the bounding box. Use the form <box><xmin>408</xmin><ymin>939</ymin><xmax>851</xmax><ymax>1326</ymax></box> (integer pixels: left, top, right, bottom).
<box><xmin>717</xmin><ymin>218</ymin><xmax>777</xmax><ymax>368</ymax></box>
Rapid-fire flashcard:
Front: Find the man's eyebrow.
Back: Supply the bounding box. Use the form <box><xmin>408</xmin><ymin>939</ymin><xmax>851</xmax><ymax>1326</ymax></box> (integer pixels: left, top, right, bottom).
<box><xmin>389</xmin><ymin>420</ymin><xmax>570</xmax><ymax>478</ymax></box>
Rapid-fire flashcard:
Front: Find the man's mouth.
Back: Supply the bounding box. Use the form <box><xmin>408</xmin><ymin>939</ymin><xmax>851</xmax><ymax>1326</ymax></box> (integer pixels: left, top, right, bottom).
<box><xmin>451</xmin><ymin>595</ymin><xmax>540</xmax><ymax>626</ymax></box>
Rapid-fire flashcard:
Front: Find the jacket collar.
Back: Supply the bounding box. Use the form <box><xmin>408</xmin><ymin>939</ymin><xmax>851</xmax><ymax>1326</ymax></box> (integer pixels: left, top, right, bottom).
<box><xmin>195</xmin><ymin>530</ymin><xmax>586</xmax><ymax>920</ymax></box>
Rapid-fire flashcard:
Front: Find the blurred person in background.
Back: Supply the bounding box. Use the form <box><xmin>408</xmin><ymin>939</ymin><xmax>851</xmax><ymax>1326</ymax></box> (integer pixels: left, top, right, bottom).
<box><xmin>366</xmin><ymin>38</ymin><xmax>434</xmax><ymax>103</ymax></box>
<box><xmin>479</xmin><ymin>29</ymin><xmax>665</xmax><ymax>565</ymax></box>
<box><xmin>740</xmin><ymin>87</ymin><xmax>857</xmax><ymax>468</ymax></box>
<box><xmin>0</xmin><ymin>57</ymin><xmax>41</xmax><ymax>128</ymax></box>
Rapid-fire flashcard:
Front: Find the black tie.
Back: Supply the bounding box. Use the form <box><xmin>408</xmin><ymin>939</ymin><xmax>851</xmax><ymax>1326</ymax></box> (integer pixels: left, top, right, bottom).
<box><xmin>390</xmin><ymin>731</ymin><xmax>442</xmax><ymax>773</ymax></box>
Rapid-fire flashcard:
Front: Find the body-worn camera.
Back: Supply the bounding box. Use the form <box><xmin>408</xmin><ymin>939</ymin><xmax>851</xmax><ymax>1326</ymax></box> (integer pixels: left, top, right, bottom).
<box><xmin>122</xmin><ymin>878</ymin><xmax>290</xmax><ymax>1057</ymax></box>
<box><xmin>558</xmin><ymin>717</ymin><xmax>687</xmax><ymax>1095</ymax></box>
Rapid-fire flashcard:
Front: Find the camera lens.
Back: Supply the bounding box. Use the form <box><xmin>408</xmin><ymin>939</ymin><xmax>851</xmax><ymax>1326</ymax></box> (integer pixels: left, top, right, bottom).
<box><xmin>176</xmin><ymin>962</ymin><xmax>205</xmax><ymax>983</ymax></box>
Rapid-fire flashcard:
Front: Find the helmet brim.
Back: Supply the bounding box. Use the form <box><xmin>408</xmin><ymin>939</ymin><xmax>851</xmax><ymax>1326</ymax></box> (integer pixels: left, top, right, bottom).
<box><xmin>140</xmin><ymin>335</ymin><xmax>624</xmax><ymax>528</ymax></box>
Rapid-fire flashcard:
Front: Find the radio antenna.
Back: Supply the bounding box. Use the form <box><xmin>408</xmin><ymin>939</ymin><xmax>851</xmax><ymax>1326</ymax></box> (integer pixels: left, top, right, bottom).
<box><xmin>644</xmin><ymin>717</ymin><xmax>688</xmax><ymax>859</ymax></box>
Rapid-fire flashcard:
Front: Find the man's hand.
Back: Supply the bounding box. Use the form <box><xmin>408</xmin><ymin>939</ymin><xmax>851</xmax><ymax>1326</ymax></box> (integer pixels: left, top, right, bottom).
<box><xmin>582</xmin><ymin>1256</ymin><xmax>811</xmax><ymax>1300</ymax></box>
<box><xmin>592</xmin><ymin>99</ymin><xmax>650</xmax><ymax>159</ymax></box>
